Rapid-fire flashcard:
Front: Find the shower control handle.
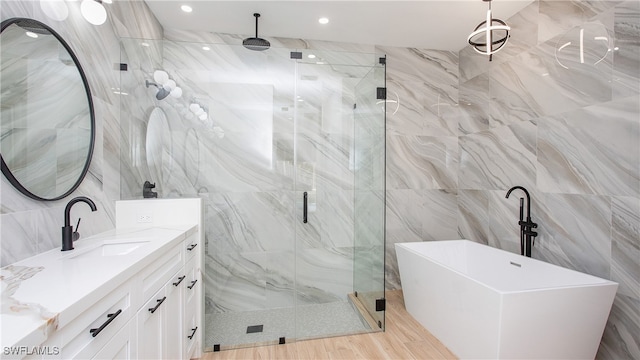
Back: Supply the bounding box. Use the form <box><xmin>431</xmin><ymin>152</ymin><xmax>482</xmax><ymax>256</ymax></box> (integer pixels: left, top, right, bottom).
<box><xmin>303</xmin><ymin>192</ymin><xmax>308</xmax><ymax>224</ymax></box>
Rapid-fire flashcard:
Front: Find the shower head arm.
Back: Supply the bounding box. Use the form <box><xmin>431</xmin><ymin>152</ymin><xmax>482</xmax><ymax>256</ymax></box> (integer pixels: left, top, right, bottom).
<box><xmin>146</xmin><ymin>80</ymin><xmax>161</xmax><ymax>89</ymax></box>
<box><xmin>254</xmin><ymin>13</ymin><xmax>260</xmax><ymax>38</ymax></box>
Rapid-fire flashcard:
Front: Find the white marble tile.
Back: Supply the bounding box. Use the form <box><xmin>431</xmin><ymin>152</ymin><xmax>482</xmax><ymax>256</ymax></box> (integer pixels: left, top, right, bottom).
<box><xmin>387</xmin><ymin>134</ymin><xmax>458</xmax><ymax>190</ymax></box>
<box><xmin>421</xmin><ymin>189</ymin><xmax>458</xmax><ymax>241</ymax></box>
<box><xmin>457</xmin><ymin>189</ymin><xmax>490</xmax><ymax>245</ymax></box>
<box><xmin>536</xmin><ymin>193</ymin><xmax>612</xmax><ymax>279</ymax></box>
<box><xmin>597</xmin><ymin>294</ymin><xmax>640</xmax><ymax>360</ymax></box>
<box><xmin>458</xmin><ymin>74</ymin><xmax>491</xmax><ymax>135</ymax></box>
<box><xmin>459</xmin><ymin>121</ymin><xmax>537</xmax><ymax>191</ymax></box>
<box><xmin>205</xmin><ymin>192</ymin><xmax>295</xmax><ymax>254</ymax></box>
<box><xmin>537</xmin><ymin>97</ymin><xmax>640</xmax><ymax>197</ymax></box>
<box><xmin>295</xmin><ymin>247</ymin><xmax>353</xmax><ymax>305</ymax></box>
<box><xmin>0</xmin><ymin>212</ymin><xmax>37</xmax><ymax>266</ymax></box>
<box><xmin>205</xmin><ymin>251</ymin><xmax>267</xmax><ymax>313</ymax></box>
<box><xmin>611</xmin><ymin>196</ymin><xmax>640</xmax><ymax>299</ymax></box>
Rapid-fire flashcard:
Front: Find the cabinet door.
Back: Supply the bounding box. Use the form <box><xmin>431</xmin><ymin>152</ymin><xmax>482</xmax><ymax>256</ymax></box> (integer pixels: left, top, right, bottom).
<box><xmin>92</xmin><ymin>319</ymin><xmax>136</xmax><ymax>360</ymax></box>
<box><xmin>183</xmin><ymin>257</ymin><xmax>200</xmax><ymax>359</ymax></box>
<box><xmin>137</xmin><ymin>287</ymin><xmax>166</xmax><ymax>359</ymax></box>
<box><xmin>165</xmin><ymin>271</ymin><xmax>185</xmax><ymax>359</ymax></box>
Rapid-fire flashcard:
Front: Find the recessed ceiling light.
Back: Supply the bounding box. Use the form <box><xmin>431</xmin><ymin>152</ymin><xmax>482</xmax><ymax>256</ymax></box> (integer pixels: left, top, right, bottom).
<box><xmin>318</xmin><ymin>17</ymin><xmax>329</xmax><ymax>25</ymax></box>
<box><xmin>307</xmin><ymin>54</ymin><xmax>316</xmax><ymax>59</ymax></box>
<box><xmin>25</xmin><ymin>31</ymin><xmax>38</xmax><ymax>38</ymax></box>
<box><xmin>181</xmin><ymin>5</ymin><xmax>193</xmax><ymax>13</ymax></box>
<box><xmin>141</xmin><ymin>42</ymin><xmax>150</xmax><ymax>47</ymax></box>
<box><xmin>202</xmin><ymin>46</ymin><xmax>210</xmax><ymax>51</ymax></box>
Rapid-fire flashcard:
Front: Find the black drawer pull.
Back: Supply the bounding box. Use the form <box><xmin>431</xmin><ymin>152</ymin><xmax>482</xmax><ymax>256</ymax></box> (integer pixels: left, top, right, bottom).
<box><xmin>148</xmin><ymin>296</ymin><xmax>166</xmax><ymax>313</ymax></box>
<box><xmin>187</xmin><ymin>279</ymin><xmax>198</xmax><ymax>290</ymax></box>
<box><xmin>173</xmin><ymin>276</ymin><xmax>186</xmax><ymax>286</ymax></box>
<box><xmin>89</xmin><ymin>309</ymin><xmax>122</xmax><ymax>337</ymax></box>
<box><xmin>187</xmin><ymin>327</ymin><xmax>198</xmax><ymax>340</ymax></box>
<box><xmin>187</xmin><ymin>243</ymin><xmax>197</xmax><ymax>251</ymax></box>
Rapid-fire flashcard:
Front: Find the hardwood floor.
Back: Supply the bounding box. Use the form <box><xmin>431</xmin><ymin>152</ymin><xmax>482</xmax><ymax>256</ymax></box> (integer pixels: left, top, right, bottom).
<box><xmin>200</xmin><ymin>290</ymin><xmax>457</xmax><ymax>360</ymax></box>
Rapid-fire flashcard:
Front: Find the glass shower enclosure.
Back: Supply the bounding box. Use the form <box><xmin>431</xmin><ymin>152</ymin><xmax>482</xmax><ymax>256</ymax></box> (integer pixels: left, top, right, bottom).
<box><xmin>119</xmin><ymin>37</ymin><xmax>386</xmax><ymax>350</ymax></box>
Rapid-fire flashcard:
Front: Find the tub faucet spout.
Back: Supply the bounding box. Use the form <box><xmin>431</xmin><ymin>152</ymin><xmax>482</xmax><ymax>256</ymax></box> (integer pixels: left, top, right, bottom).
<box><xmin>505</xmin><ymin>186</ymin><xmax>538</xmax><ymax>257</ymax></box>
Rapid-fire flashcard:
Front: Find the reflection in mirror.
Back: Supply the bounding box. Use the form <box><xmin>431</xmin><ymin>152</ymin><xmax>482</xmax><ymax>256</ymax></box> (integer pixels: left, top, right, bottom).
<box><xmin>555</xmin><ymin>21</ymin><xmax>612</xmax><ymax>70</ymax></box>
<box><xmin>0</xmin><ymin>18</ymin><xmax>94</xmax><ymax>201</ymax></box>
<box><xmin>184</xmin><ymin>128</ymin><xmax>200</xmax><ymax>186</ymax></box>
<box><xmin>146</xmin><ymin>107</ymin><xmax>172</xmax><ymax>192</ymax></box>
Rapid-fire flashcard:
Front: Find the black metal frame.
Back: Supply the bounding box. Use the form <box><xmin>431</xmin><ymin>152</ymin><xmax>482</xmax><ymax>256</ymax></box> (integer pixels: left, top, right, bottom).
<box><xmin>0</xmin><ymin>17</ymin><xmax>96</xmax><ymax>201</ymax></box>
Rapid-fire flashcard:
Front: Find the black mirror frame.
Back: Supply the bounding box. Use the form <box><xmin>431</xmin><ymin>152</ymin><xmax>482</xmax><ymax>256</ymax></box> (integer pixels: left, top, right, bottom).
<box><xmin>0</xmin><ymin>17</ymin><xmax>95</xmax><ymax>201</ymax></box>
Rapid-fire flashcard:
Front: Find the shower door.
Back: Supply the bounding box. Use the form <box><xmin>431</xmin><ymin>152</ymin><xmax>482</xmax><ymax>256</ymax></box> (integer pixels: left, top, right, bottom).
<box><xmin>293</xmin><ymin>50</ymin><xmax>386</xmax><ymax>339</ymax></box>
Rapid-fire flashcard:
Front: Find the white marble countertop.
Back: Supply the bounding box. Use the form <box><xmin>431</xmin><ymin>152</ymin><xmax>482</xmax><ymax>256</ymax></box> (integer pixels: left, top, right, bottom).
<box><xmin>0</xmin><ymin>224</ymin><xmax>197</xmax><ymax>351</ymax></box>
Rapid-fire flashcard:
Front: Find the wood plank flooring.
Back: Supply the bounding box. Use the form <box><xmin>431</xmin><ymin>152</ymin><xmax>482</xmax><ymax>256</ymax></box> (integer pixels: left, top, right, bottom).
<box><xmin>200</xmin><ymin>290</ymin><xmax>457</xmax><ymax>360</ymax></box>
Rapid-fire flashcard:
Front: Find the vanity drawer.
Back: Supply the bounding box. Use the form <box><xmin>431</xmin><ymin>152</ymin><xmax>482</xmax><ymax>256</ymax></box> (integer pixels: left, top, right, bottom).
<box><xmin>137</xmin><ymin>243</ymin><xmax>183</xmax><ymax>303</ymax></box>
<box><xmin>184</xmin><ymin>257</ymin><xmax>199</xmax><ymax>307</ymax></box>
<box><xmin>184</xmin><ymin>234</ymin><xmax>199</xmax><ymax>262</ymax></box>
<box><xmin>54</xmin><ymin>281</ymin><xmax>133</xmax><ymax>359</ymax></box>
<box><xmin>183</xmin><ymin>307</ymin><xmax>199</xmax><ymax>360</ymax></box>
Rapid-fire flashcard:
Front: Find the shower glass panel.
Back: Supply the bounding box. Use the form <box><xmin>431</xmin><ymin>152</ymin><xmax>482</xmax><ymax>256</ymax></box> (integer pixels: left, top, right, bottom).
<box><xmin>353</xmin><ymin>59</ymin><xmax>386</xmax><ymax>329</ymax></box>
<box><xmin>119</xmin><ymin>38</ymin><xmax>385</xmax><ymax>351</ymax></box>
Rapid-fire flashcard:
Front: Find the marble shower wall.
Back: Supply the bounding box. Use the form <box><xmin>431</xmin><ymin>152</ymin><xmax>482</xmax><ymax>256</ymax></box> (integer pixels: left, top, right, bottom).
<box><xmin>118</xmin><ymin>30</ymin><xmax>386</xmax><ymax>314</ymax></box>
<box><xmin>0</xmin><ymin>1</ymin><xmax>162</xmax><ymax>266</ymax></box>
<box><xmin>382</xmin><ymin>1</ymin><xmax>638</xmax><ymax>358</ymax></box>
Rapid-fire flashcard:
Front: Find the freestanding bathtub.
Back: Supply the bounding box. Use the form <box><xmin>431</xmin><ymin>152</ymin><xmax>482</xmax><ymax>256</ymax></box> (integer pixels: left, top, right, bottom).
<box><xmin>396</xmin><ymin>240</ymin><xmax>618</xmax><ymax>360</ymax></box>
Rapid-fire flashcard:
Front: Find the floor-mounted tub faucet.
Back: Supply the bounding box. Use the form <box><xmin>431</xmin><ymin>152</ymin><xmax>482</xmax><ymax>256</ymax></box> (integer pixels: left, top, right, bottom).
<box><xmin>62</xmin><ymin>196</ymin><xmax>97</xmax><ymax>251</ymax></box>
<box><xmin>505</xmin><ymin>186</ymin><xmax>538</xmax><ymax>257</ymax></box>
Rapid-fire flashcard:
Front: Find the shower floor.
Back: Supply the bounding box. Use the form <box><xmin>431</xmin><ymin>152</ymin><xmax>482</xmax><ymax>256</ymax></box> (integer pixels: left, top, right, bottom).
<box><xmin>205</xmin><ymin>301</ymin><xmax>372</xmax><ymax>349</ymax></box>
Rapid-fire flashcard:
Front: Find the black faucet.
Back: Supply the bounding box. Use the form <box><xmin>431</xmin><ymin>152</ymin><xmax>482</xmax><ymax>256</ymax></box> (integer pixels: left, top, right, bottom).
<box><xmin>61</xmin><ymin>196</ymin><xmax>97</xmax><ymax>251</ymax></box>
<box><xmin>505</xmin><ymin>186</ymin><xmax>538</xmax><ymax>257</ymax></box>
<box><xmin>143</xmin><ymin>181</ymin><xmax>158</xmax><ymax>198</ymax></box>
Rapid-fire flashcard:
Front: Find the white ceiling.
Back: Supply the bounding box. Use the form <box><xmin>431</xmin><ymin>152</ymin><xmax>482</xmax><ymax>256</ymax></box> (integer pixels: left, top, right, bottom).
<box><xmin>143</xmin><ymin>0</ymin><xmax>534</xmax><ymax>51</ymax></box>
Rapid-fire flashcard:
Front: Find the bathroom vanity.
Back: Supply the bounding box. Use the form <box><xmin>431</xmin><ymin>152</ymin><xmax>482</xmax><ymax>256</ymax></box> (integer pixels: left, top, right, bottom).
<box><xmin>1</xmin><ymin>199</ymin><xmax>203</xmax><ymax>359</ymax></box>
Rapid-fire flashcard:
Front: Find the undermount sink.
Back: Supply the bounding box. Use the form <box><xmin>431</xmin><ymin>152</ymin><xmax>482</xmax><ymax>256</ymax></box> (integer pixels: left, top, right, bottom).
<box><xmin>69</xmin><ymin>239</ymin><xmax>152</xmax><ymax>259</ymax></box>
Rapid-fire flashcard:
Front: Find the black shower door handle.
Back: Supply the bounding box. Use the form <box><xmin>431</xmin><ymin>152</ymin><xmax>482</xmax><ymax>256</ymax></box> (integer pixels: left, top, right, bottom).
<box><xmin>303</xmin><ymin>192</ymin><xmax>308</xmax><ymax>223</ymax></box>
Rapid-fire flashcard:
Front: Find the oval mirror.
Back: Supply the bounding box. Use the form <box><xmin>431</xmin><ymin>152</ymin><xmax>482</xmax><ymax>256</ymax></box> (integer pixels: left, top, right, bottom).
<box><xmin>146</xmin><ymin>107</ymin><xmax>172</xmax><ymax>187</ymax></box>
<box><xmin>0</xmin><ymin>18</ymin><xmax>95</xmax><ymax>201</ymax></box>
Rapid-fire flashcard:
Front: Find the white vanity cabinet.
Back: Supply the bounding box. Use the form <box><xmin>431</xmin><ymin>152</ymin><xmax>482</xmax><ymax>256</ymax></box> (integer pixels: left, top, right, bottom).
<box><xmin>10</xmin><ymin>229</ymin><xmax>201</xmax><ymax>360</ymax></box>
<box><xmin>135</xmin><ymin>232</ymin><xmax>201</xmax><ymax>360</ymax></box>
<box><xmin>27</xmin><ymin>278</ymin><xmax>136</xmax><ymax>360</ymax></box>
<box><xmin>2</xmin><ymin>199</ymin><xmax>203</xmax><ymax>360</ymax></box>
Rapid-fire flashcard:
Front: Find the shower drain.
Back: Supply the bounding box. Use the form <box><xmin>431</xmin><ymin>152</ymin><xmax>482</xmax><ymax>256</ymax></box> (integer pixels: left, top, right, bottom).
<box><xmin>246</xmin><ymin>325</ymin><xmax>264</xmax><ymax>334</ymax></box>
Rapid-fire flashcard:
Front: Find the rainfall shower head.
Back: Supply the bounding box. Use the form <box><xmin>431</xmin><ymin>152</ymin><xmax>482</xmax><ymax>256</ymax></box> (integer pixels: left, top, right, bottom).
<box><xmin>146</xmin><ymin>80</ymin><xmax>170</xmax><ymax>100</ymax></box>
<box><xmin>243</xmin><ymin>13</ymin><xmax>270</xmax><ymax>51</ymax></box>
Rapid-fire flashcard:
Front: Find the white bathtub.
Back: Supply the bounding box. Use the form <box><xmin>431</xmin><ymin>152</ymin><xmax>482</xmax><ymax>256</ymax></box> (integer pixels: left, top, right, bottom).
<box><xmin>396</xmin><ymin>240</ymin><xmax>618</xmax><ymax>360</ymax></box>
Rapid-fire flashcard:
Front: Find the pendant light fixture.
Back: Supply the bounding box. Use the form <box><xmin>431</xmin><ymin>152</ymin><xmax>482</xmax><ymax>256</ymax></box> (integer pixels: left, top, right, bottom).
<box><xmin>467</xmin><ymin>0</ymin><xmax>511</xmax><ymax>61</ymax></box>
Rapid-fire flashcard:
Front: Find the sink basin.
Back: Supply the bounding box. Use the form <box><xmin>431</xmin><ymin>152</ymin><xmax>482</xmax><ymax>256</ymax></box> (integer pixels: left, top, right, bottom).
<box><xmin>69</xmin><ymin>239</ymin><xmax>152</xmax><ymax>259</ymax></box>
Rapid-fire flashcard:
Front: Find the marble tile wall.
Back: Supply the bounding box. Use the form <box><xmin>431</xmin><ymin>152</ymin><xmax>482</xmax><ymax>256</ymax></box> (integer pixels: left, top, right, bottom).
<box><xmin>0</xmin><ymin>1</ymin><xmax>162</xmax><ymax>266</ymax></box>
<box><xmin>382</xmin><ymin>1</ymin><xmax>638</xmax><ymax>358</ymax></box>
<box><xmin>118</xmin><ymin>32</ymin><xmax>386</xmax><ymax>316</ymax></box>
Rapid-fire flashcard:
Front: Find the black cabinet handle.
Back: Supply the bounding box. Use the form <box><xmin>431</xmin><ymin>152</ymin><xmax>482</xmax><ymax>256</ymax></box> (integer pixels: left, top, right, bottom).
<box><xmin>187</xmin><ymin>243</ymin><xmax>197</xmax><ymax>251</ymax></box>
<box><xmin>187</xmin><ymin>327</ymin><xmax>198</xmax><ymax>340</ymax></box>
<box><xmin>173</xmin><ymin>276</ymin><xmax>186</xmax><ymax>286</ymax></box>
<box><xmin>89</xmin><ymin>309</ymin><xmax>122</xmax><ymax>337</ymax></box>
<box><xmin>187</xmin><ymin>279</ymin><xmax>198</xmax><ymax>290</ymax></box>
<box><xmin>148</xmin><ymin>296</ymin><xmax>166</xmax><ymax>313</ymax></box>
<box><xmin>303</xmin><ymin>191</ymin><xmax>308</xmax><ymax>223</ymax></box>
